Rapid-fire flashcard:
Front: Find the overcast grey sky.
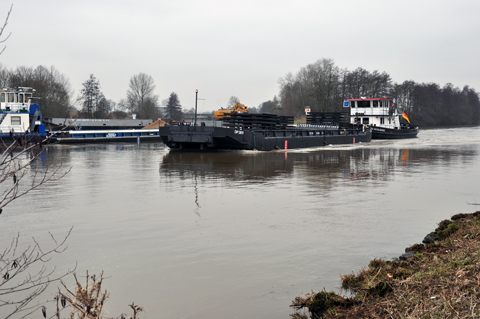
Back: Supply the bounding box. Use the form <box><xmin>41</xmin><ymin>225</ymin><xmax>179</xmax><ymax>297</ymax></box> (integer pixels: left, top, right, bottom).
<box><xmin>1</xmin><ymin>0</ymin><xmax>479</xmax><ymax>112</ymax></box>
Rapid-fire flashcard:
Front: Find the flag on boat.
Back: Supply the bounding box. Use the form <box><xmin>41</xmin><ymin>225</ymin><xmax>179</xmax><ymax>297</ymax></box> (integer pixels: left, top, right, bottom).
<box><xmin>402</xmin><ymin>112</ymin><xmax>410</xmax><ymax>124</ymax></box>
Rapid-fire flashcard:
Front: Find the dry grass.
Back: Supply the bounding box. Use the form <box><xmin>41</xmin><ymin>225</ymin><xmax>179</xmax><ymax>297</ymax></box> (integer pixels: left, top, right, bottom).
<box><xmin>53</xmin><ymin>271</ymin><xmax>143</xmax><ymax>319</ymax></box>
<box><xmin>291</xmin><ymin>211</ymin><xmax>480</xmax><ymax>318</ymax></box>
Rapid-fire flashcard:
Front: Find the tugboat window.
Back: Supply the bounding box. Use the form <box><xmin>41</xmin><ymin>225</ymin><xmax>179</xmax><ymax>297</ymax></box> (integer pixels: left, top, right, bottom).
<box><xmin>373</xmin><ymin>101</ymin><xmax>378</xmax><ymax>107</ymax></box>
<box><xmin>11</xmin><ymin>116</ymin><xmax>21</xmax><ymax>125</ymax></box>
<box><xmin>0</xmin><ymin>93</ymin><xmax>5</xmax><ymax>103</ymax></box>
<box><xmin>363</xmin><ymin>118</ymin><xmax>369</xmax><ymax>124</ymax></box>
<box><xmin>358</xmin><ymin>101</ymin><xmax>370</xmax><ymax>108</ymax></box>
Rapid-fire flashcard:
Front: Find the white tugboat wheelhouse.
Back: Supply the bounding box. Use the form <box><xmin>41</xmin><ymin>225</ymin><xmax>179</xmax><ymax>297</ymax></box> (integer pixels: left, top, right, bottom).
<box><xmin>346</xmin><ymin>98</ymin><xmax>418</xmax><ymax>139</ymax></box>
<box><xmin>0</xmin><ymin>87</ymin><xmax>44</xmax><ymax>135</ymax></box>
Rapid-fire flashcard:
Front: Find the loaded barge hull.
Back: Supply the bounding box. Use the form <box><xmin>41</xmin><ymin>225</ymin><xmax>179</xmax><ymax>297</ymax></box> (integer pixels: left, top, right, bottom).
<box><xmin>160</xmin><ymin>113</ymin><xmax>371</xmax><ymax>151</ymax></box>
<box><xmin>160</xmin><ymin>126</ymin><xmax>371</xmax><ymax>151</ymax></box>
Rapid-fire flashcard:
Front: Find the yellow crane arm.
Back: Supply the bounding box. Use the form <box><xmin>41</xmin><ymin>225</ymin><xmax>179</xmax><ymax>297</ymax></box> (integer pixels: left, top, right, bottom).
<box><xmin>214</xmin><ymin>103</ymin><xmax>249</xmax><ymax>119</ymax></box>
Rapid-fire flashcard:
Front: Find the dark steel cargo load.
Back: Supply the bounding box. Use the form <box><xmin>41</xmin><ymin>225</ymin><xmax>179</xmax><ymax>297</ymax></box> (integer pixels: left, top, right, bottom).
<box><xmin>159</xmin><ymin>113</ymin><xmax>371</xmax><ymax>151</ymax></box>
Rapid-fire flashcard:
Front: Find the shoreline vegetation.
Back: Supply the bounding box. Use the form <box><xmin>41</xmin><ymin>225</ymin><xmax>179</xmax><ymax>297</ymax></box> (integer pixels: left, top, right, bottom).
<box><xmin>291</xmin><ymin>211</ymin><xmax>480</xmax><ymax>318</ymax></box>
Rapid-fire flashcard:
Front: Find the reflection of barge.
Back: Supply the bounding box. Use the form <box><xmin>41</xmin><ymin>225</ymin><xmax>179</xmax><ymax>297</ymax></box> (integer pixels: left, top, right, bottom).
<box><xmin>346</xmin><ymin>98</ymin><xmax>418</xmax><ymax>139</ymax></box>
<box><xmin>159</xmin><ymin>113</ymin><xmax>371</xmax><ymax>151</ymax></box>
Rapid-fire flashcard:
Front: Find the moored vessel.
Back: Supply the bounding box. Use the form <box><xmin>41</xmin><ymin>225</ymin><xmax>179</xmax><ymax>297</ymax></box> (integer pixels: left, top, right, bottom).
<box><xmin>0</xmin><ymin>87</ymin><xmax>46</xmax><ymax>143</ymax></box>
<box><xmin>51</xmin><ymin>128</ymin><xmax>161</xmax><ymax>144</ymax></box>
<box><xmin>346</xmin><ymin>98</ymin><xmax>418</xmax><ymax>139</ymax></box>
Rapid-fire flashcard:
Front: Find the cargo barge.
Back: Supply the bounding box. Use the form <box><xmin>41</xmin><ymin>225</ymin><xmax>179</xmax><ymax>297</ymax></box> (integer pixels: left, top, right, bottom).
<box><xmin>51</xmin><ymin>129</ymin><xmax>161</xmax><ymax>144</ymax></box>
<box><xmin>159</xmin><ymin>112</ymin><xmax>371</xmax><ymax>151</ymax></box>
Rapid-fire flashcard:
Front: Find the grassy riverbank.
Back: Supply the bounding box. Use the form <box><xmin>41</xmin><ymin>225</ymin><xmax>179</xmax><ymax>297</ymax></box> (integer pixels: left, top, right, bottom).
<box><xmin>291</xmin><ymin>211</ymin><xmax>480</xmax><ymax>318</ymax></box>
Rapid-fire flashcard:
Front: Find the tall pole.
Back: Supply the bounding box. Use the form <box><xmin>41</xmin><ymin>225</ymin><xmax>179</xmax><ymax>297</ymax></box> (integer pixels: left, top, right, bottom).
<box><xmin>194</xmin><ymin>89</ymin><xmax>198</xmax><ymax>126</ymax></box>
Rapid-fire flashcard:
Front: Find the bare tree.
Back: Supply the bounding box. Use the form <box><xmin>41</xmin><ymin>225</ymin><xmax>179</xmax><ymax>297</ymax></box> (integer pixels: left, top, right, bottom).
<box><xmin>7</xmin><ymin>65</ymin><xmax>74</xmax><ymax>118</ymax></box>
<box><xmin>0</xmin><ymin>135</ymin><xmax>74</xmax><ymax>318</ymax></box>
<box><xmin>126</xmin><ymin>73</ymin><xmax>159</xmax><ymax>118</ymax></box>
<box><xmin>0</xmin><ymin>7</ymin><xmax>142</xmax><ymax>318</ymax></box>
<box><xmin>0</xmin><ymin>4</ymin><xmax>12</xmax><ymax>55</ymax></box>
<box><xmin>258</xmin><ymin>96</ymin><xmax>280</xmax><ymax>114</ymax></box>
<box><xmin>0</xmin><ymin>64</ymin><xmax>10</xmax><ymax>90</ymax></box>
<box><xmin>1</xmin><ymin>228</ymin><xmax>74</xmax><ymax>318</ymax></box>
<box><xmin>226</xmin><ymin>96</ymin><xmax>240</xmax><ymax>109</ymax></box>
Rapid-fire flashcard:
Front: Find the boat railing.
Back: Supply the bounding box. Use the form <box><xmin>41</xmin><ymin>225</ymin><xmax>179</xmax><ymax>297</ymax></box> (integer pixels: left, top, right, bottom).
<box><xmin>296</xmin><ymin>124</ymin><xmax>339</xmax><ymax>130</ymax></box>
<box><xmin>1</xmin><ymin>102</ymin><xmax>31</xmax><ymax>113</ymax></box>
<box><xmin>168</xmin><ymin>125</ymin><xmax>216</xmax><ymax>133</ymax></box>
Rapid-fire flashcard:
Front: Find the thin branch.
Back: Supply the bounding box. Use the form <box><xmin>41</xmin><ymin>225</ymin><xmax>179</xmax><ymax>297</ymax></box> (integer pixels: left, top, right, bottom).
<box><xmin>0</xmin><ymin>4</ymin><xmax>13</xmax><ymax>54</ymax></box>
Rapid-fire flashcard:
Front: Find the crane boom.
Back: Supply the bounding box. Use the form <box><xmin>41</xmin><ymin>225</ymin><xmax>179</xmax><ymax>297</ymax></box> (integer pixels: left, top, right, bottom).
<box><xmin>214</xmin><ymin>103</ymin><xmax>249</xmax><ymax>119</ymax></box>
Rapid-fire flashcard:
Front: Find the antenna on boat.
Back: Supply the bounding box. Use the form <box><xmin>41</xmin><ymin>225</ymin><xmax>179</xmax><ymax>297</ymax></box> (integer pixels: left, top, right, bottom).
<box><xmin>194</xmin><ymin>89</ymin><xmax>198</xmax><ymax>126</ymax></box>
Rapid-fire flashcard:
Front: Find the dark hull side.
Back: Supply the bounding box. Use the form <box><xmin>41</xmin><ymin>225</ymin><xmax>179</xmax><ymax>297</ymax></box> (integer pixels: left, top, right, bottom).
<box><xmin>53</xmin><ymin>135</ymin><xmax>161</xmax><ymax>144</ymax></box>
<box><xmin>0</xmin><ymin>133</ymin><xmax>47</xmax><ymax>145</ymax></box>
<box><xmin>159</xmin><ymin>126</ymin><xmax>371</xmax><ymax>151</ymax></box>
<box><xmin>370</xmin><ymin>126</ymin><xmax>419</xmax><ymax>139</ymax></box>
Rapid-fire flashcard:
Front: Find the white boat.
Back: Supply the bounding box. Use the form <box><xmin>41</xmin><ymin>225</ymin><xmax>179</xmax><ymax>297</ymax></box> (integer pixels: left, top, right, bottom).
<box><xmin>0</xmin><ymin>87</ymin><xmax>46</xmax><ymax>141</ymax></box>
<box><xmin>345</xmin><ymin>98</ymin><xmax>418</xmax><ymax>139</ymax></box>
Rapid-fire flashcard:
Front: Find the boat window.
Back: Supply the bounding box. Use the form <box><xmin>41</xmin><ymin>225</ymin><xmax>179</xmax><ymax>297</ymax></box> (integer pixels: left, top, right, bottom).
<box><xmin>350</xmin><ymin>101</ymin><xmax>356</xmax><ymax>108</ymax></box>
<box><xmin>0</xmin><ymin>93</ymin><xmax>5</xmax><ymax>103</ymax></box>
<box><xmin>380</xmin><ymin>118</ymin><xmax>385</xmax><ymax>124</ymax></box>
<box><xmin>18</xmin><ymin>94</ymin><xmax>24</xmax><ymax>103</ymax></box>
<box><xmin>362</xmin><ymin>118</ymin><xmax>369</xmax><ymax>124</ymax></box>
<box><xmin>11</xmin><ymin>116</ymin><xmax>21</xmax><ymax>125</ymax></box>
<box><xmin>373</xmin><ymin>101</ymin><xmax>378</xmax><ymax>107</ymax></box>
<box><xmin>8</xmin><ymin>93</ymin><xmax>15</xmax><ymax>103</ymax></box>
<box><xmin>357</xmin><ymin>101</ymin><xmax>371</xmax><ymax>108</ymax></box>
<box><xmin>354</xmin><ymin>117</ymin><xmax>361</xmax><ymax>124</ymax></box>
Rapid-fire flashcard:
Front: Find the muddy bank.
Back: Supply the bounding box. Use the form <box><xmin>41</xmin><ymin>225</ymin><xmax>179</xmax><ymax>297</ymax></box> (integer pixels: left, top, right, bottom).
<box><xmin>291</xmin><ymin>211</ymin><xmax>480</xmax><ymax>318</ymax></box>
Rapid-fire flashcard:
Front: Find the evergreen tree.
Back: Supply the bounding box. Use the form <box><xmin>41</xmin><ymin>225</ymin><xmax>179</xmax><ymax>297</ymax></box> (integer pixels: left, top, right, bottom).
<box><xmin>79</xmin><ymin>74</ymin><xmax>102</xmax><ymax>118</ymax></box>
<box><xmin>165</xmin><ymin>92</ymin><xmax>183</xmax><ymax>122</ymax></box>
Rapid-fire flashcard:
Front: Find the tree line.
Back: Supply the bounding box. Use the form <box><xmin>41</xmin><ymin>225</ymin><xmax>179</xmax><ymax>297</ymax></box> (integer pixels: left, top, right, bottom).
<box><xmin>265</xmin><ymin>58</ymin><xmax>480</xmax><ymax>126</ymax></box>
<box><xmin>1</xmin><ymin>60</ymin><xmax>479</xmax><ymax>126</ymax></box>
<box><xmin>0</xmin><ymin>64</ymin><xmax>185</xmax><ymax>121</ymax></box>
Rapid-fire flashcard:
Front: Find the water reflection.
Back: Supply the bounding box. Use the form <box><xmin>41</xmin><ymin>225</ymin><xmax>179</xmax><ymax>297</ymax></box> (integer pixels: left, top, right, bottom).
<box><xmin>159</xmin><ymin>146</ymin><xmax>478</xmax><ymax>185</ymax></box>
<box><xmin>4</xmin><ymin>130</ymin><xmax>480</xmax><ymax>319</ymax></box>
<box><xmin>160</xmin><ymin>151</ymin><xmax>294</xmax><ymax>182</ymax></box>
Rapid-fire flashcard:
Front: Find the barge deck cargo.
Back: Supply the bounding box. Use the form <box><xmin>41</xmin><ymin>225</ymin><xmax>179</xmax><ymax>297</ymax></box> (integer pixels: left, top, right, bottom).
<box><xmin>160</xmin><ymin>113</ymin><xmax>371</xmax><ymax>151</ymax></box>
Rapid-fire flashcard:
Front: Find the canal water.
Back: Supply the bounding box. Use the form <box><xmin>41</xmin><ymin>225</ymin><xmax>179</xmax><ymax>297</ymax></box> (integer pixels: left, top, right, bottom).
<box><xmin>2</xmin><ymin>126</ymin><xmax>480</xmax><ymax>318</ymax></box>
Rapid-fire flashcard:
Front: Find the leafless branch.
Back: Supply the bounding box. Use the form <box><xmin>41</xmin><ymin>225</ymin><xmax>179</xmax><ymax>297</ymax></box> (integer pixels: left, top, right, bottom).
<box><xmin>0</xmin><ymin>228</ymin><xmax>76</xmax><ymax>318</ymax></box>
<box><xmin>0</xmin><ymin>4</ymin><xmax>13</xmax><ymax>55</ymax></box>
<box><xmin>0</xmin><ymin>134</ymin><xmax>70</xmax><ymax>211</ymax></box>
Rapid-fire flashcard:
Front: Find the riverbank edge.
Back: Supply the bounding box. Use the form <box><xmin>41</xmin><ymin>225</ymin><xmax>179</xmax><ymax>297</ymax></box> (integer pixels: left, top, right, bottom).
<box><xmin>290</xmin><ymin>211</ymin><xmax>480</xmax><ymax>318</ymax></box>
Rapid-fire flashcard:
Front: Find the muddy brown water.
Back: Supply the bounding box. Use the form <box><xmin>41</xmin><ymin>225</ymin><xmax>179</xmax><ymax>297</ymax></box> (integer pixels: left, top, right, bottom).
<box><xmin>2</xmin><ymin>126</ymin><xmax>480</xmax><ymax>318</ymax></box>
